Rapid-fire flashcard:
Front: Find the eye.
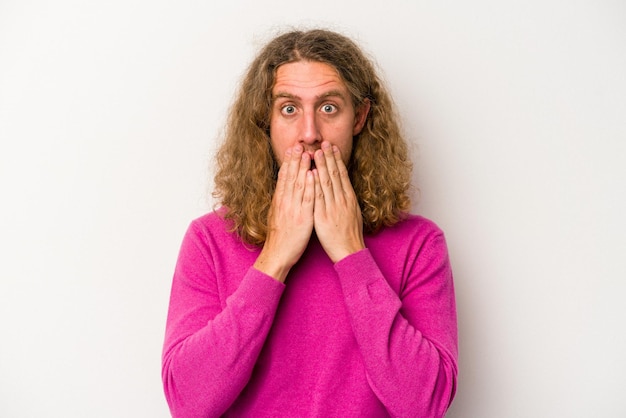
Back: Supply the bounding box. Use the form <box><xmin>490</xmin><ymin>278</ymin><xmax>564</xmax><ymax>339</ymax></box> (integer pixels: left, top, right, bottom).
<box><xmin>281</xmin><ymin>105</ymin><xmax>297</xmax><ymax>115</ymax></box>
<box><xmin>321</xmin><ymin>104</ymin><xmax>337</xmax><ymax>114</ymax></box>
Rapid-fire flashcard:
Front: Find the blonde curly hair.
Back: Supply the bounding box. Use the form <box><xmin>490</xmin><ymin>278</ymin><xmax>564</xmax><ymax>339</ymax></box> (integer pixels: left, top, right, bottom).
<box><xmin>213</xmin><ymin>29</ymin><xmax>412</xmax><ymax>246</ymax></box>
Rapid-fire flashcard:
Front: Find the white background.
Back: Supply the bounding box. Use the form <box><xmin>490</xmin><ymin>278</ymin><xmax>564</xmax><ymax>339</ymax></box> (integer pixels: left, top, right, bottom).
<box><xmin>1</xmin><ymin>1</ymin><xmax>625</xmax><ymax>417</ymax></box>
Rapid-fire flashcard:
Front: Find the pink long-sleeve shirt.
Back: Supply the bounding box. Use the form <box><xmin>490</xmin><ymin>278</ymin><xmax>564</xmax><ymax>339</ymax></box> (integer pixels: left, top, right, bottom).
<box><xmin>162</xmin><ymin>209</ymin><xmax>458</xmax><ymax>417</ymax></box>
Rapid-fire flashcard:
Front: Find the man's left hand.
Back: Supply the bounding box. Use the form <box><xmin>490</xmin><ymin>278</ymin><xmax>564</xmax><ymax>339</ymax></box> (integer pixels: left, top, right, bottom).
<box><xmin>312</xmin><ymin>141</ymin><xmax>365</xmax><ymax>263</ymax></box>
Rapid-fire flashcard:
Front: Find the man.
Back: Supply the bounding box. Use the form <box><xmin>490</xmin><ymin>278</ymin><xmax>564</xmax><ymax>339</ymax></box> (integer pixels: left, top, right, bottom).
<box><xmin>162</xmin><ymin>29</ymin><xmax>458</xmax><ymax>417</ymax></box>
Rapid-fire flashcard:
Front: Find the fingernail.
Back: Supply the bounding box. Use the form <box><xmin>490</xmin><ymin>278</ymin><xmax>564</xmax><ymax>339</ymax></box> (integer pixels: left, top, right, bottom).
<box><xmin>294</xmin><ymin>145</ymin><xmax>303</xmax><ymax>153</ymax></box>
<box><xmin>322</xmin><ymin>142</ymin><xmax>331</xmax><ymax>150</ymax></box>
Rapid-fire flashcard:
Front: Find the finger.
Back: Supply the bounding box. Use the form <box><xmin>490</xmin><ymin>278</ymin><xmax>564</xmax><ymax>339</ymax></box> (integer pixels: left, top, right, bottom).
<box><xmin>303</xmin><ymin>169</ymin><xmax>315</xmax><ymax>209</ymax></box>
<box><xmin>294</xmin><ymin>151</ymin><xmax>312</xmax><ymax>201</ymax></box>
<box><xmin>313</xmin><ymin>147</ymin><xmax>335</xmax><ymax>205</ymax></box>
<box><xmin>273</xmin><ymin>148</ymin><xmax>292</xmax><ymax>200</ymax></box>
<box><xmin>330</xmin><ymin>144</ymin><xmax>354</xmax><ymax>196</ymax></box>
<box><xmin>282</xmin><ymin>145</ymin><xmax>304</xmax><ymax>198</ymax></box>
<box><xmin>313</xmin><ymin>168</ymin><xmax>326</xmax><ymax>213</ymax></box>
<box><xmin>319</xmin><ymin>141</ymin><xmax>344</xmax><ymax>200</ymax></box>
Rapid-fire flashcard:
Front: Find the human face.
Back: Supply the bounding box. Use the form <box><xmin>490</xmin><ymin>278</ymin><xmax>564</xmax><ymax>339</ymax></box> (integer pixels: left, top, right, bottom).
<box><xmin>269</xmin><ymin>61</ymin><xmax>369</xmax><ymax>167</ymax></box>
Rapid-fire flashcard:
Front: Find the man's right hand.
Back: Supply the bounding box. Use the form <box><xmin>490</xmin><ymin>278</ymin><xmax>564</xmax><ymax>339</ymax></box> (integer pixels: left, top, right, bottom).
<box><xmin>253</xmin><ymin>145</ymin><xmax>315</xmax><ymax>282</ymax></box>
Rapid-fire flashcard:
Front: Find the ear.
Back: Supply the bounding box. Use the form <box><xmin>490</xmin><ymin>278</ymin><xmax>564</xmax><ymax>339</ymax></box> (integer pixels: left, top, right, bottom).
<box><xmin>352</xmin><ymin>98</ymin><xmax>371</xmax><ymax>136</ymax></box>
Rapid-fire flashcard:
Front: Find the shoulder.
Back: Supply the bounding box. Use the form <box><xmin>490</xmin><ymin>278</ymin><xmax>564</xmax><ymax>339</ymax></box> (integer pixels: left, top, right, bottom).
<box><xmin>363</xmin><ymin>214</ymin><xmax>451</xmax><ymax>294</ymax></box>
<box><xmin>184</xmin><ymin>207</ymin><xmax>251</xmax><ymax>252</ymax></box>
<box><xmin>365</xmin><ymin>213</ymin><xmax>449</xmax><ymax>265</ymax></box>
<box><xmin>374</xmin><ymin>213</ymin><xmax>445</xmax><ymax>242</ymax></box>
<box><xmin>188</xmin><ymin>207</ymin><xmax>230</xmax><ymax>233</ymax></box>
<box><xmin>401</xmin><ymin>213</ymin><xmax>443</xmax><ymax>233</ymax></box>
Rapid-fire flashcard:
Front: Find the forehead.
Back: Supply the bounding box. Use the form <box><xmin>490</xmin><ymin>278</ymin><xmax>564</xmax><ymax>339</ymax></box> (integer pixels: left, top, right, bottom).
<box><xmin>272</xmin><ymin>61</ymin><xmax>349</xmax><ymax>97</ymax></box>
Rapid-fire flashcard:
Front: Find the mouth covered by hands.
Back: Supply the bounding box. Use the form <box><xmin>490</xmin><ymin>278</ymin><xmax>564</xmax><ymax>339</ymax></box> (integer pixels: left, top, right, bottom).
<box><xmin>253</xmin><ymin>141</ymin><xmax>365</xmax><ymax>281</ymax></box>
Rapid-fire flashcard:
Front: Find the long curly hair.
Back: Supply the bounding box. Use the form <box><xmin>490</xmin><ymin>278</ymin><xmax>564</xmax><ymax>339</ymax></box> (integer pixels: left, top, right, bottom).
<box><xmin>213</xmin><ymin>29</ymin><xmax>412</xmax><ymax>246</ymax></box>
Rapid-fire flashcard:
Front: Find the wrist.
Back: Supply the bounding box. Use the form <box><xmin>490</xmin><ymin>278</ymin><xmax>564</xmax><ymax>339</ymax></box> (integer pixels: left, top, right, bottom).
<box><xmin>329</xmin><ymin>242</ymin><xmax>365</xmax><ymax>264</ymax></box>
<box><xmin>253</xmin><ymin>249</ymin><xmax>293</xmax><ymax>283</ymax></box>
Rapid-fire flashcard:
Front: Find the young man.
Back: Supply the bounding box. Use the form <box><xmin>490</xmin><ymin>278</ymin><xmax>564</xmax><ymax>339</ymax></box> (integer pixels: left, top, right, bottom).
<box><xmin>162</xmin><ymin>29</ymin><xmax>458</xmax><ymax>417</ymax></box>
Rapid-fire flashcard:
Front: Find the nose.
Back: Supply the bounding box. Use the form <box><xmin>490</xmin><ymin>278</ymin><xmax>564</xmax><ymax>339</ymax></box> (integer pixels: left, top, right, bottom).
<box><xmin>299</xmin><ymin>109</ymin><xmax>321</xmax><ymax>145</ymax></box>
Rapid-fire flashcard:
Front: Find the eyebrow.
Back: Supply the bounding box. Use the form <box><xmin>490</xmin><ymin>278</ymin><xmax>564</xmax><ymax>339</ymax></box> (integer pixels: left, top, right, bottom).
<box><xmin>272</xmin><ymin>89</ymin><xmax>348</xmax><ymax>102</ymax></box>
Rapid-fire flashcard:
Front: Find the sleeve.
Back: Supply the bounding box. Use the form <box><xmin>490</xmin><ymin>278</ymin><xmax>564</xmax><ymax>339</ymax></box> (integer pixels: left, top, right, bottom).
<box><xmin>161</xmin><ymin>222</ymin><xmax>285</xmax><ymax>418</ymax></box>
<box><xmin>334</xmin><ymin>231</ymin><xmax>458</xmax><ymax>418</ymax></box>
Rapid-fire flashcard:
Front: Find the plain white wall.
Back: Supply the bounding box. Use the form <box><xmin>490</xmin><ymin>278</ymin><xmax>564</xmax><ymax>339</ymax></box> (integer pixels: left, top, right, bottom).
<box><xmin>1</xmin><ymin>0</ymin><xmax>624</xmax><ymax>416</ymax></box>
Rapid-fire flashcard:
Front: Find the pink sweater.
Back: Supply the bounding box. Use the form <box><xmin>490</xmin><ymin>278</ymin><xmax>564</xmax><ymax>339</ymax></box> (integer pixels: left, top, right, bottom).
<box><xmin>162</xmin><ymin>210</ymin><xmax>458</xmax><ymax>417</ymax></box>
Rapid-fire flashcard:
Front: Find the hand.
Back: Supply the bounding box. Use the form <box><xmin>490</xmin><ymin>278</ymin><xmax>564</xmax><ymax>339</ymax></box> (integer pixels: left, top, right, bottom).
<box><xmin>254</xmin><ymin>145</ymin><xmax>315</xmax><ymax>282</ymax></box>
<box><xmin>313</xmin><ymin>141</ymin><xmax>365</xmax><ymax>263</ymax></box>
